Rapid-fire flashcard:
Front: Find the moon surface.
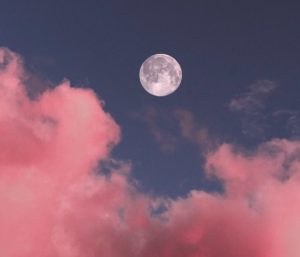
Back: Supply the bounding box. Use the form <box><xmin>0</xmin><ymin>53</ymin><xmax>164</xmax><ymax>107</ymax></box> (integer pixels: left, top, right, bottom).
<box><xmin>139</xmin><ymin>54</ymin><xmax>182</xmax><ymax>97</ymax></box>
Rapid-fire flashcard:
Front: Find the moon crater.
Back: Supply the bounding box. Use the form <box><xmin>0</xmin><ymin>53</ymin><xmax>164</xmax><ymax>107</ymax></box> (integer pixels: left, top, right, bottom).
<box><xmin>139</xmin><ymin>54</ymin><xmax>182</xmax><ymax>97</ymax></box>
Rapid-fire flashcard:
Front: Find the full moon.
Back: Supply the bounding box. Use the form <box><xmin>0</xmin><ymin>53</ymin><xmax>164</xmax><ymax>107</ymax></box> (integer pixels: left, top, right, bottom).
<box><xmin>139</xmin><ymin>54</ymin><xmax>182</xmax><ymax>97</ymax></box>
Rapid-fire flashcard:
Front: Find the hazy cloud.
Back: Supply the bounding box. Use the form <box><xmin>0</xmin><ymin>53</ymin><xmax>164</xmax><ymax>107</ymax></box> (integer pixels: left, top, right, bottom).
<box><xmin>229</xmin><ymin>80</ymin><xmax>277</xmax><ymax>139</ymax></box>
<box><xmin>230</xmin><ymin>80</ymin><xmax>300</xmax><ymax>140</ymax></box>
<box><xmin>273</xmin><ymin>109</ymin><xmax>300</xmax><ymax>138</ymax></box>
<box><xmin>134</xmin><ymin>106</ymin><xmax>178</xmax><ymax>152</ymax></box>
<box><xmin>174</xmin><ymin>109</ymin><xmax>216</xmax><ymax>152</ymax></box>
<box><xmin>229</xmin><ymin>80</ymin><xmax>276</xmax><ymax>112</ymax></box>
<box><xmin>135</xmin><ymin>107</ymin><xmax>216</xmax><ymax>153</ymax></box>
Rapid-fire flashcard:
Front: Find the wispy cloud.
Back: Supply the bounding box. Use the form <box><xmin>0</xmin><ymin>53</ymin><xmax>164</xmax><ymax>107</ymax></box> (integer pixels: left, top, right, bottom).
<box><xmin>133</xmin><ymin>106</ymin><xmax>178</xmax><ymax>152</ymax></box>
<box><xmin>174</xmin><ymin>109</ymin><xmax>216</xmax><ymax>152</ymax></box>
<box><xmin>229</xmin><ymin>80</ymin><xmax>277</xmax><ymax>139</ymax></box>
<box><xmin>229</xmin><ymin>80</ymin><xmax>277</xmax><ymax>112</ymax></box>
<box><xmin>134</xmin><ymin>107</ymin><xmax>216</xmax><ymax>153</ymax></box>
<box><xmin>272</xmin><ymin>109</ymin><xmax>300</xmax><ymax>138</ymax></box>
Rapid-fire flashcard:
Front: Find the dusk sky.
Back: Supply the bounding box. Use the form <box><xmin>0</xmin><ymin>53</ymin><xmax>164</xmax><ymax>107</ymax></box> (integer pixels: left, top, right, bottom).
<box><xmin>1</xmin><ymin>1</ymin><xmax>300</xmax><ymax>257</ymax></box>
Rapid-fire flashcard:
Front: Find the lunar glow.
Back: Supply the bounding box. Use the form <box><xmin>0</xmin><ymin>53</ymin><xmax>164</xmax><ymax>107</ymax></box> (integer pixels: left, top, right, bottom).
<box><xmin>139</xmin><ymin>54</ymin><xmax>182</xmax><ymax>96</ymax></box>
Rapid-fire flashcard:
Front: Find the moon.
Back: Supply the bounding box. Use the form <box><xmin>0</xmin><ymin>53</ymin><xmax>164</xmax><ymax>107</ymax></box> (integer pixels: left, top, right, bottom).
<box><xmin>139</xmin><ymin>54</ymin><xmax>182</xmax><ymax>97</ymax></box>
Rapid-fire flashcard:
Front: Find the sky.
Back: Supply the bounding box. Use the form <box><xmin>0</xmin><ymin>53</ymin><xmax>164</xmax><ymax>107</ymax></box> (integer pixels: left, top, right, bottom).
<box><xmin>1</xmin><ymin>1</ymin><xmax>300</xmax><ymax>256</ymax></box>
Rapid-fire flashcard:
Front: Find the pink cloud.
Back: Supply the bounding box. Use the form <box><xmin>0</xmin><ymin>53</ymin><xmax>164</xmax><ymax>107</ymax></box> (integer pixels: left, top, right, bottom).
<box><xmin>1</xmin><ymin>47</ymin><xmax>300</xmax><ymax>257</ymax></box>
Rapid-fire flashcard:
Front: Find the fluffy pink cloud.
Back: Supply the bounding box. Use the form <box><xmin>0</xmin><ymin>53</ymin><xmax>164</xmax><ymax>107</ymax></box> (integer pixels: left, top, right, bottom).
<box><xmin>1</xmin><ymin>47</ymin><xmax>300</xmax><ymax>257</ymax></box>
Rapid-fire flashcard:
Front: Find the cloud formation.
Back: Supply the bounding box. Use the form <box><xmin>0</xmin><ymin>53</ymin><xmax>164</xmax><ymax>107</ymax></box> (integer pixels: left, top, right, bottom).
<box><xmin>1</xmin><ymin>48</ymin><xmax>300</xmax><ymax>257</ymax></box>
<box><xmin>175</xmin><ymin>109</ymin><xmax>215</xmax><ymax>152</ymax></box>
<box><xmin>134</xmin><ymin>106</ymin><xmax>178</xmax><ymax>152</ymax></box>
<box><xmin>273</xmin><ymin>109</ymin><xmax>300</xmax><ymax>138</ymax></box>
<box><xmin>229</xmin><ymin>80</ymin><xmax>277</xmax><ymax>139</ymax></box>
<box><xmin>135</xmin><ymin>107</ymin><xmax>214</xmax><ymax>153</ymax></box>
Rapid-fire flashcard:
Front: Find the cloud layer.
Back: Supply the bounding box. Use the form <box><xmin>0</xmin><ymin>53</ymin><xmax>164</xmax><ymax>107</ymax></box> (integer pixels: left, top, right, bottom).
<box><xmin>1</xmin><ymin>48</ymin><xmax>300</xmax><ymax>257</ymax></box>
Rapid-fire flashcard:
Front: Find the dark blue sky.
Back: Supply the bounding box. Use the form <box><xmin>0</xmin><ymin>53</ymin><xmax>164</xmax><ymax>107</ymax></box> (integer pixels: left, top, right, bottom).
<box><xmin>1</xmin><ymin>1</ymin><xmax>300</xmax><ymax>197</ymax></box>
